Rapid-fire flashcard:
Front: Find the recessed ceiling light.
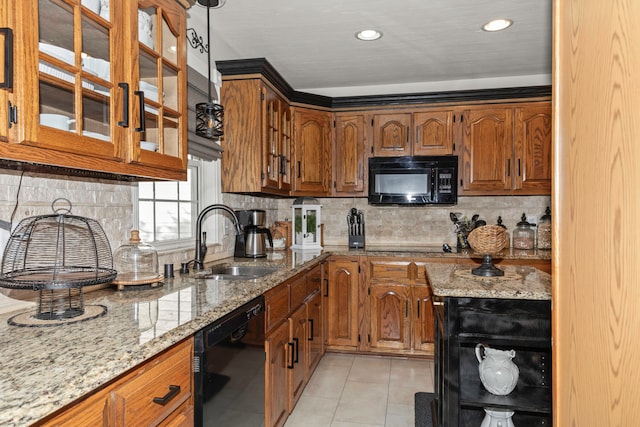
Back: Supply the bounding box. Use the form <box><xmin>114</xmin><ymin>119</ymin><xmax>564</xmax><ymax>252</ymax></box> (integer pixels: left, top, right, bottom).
<box><xmin>482</xmin><ymin>19</ymin><xmax>513</xmax><ymax>32</ymax></box>
<box><xmin>356</xmin><ymin>29</ymin><xmax>383</xmax><ymax>41</ymax></box>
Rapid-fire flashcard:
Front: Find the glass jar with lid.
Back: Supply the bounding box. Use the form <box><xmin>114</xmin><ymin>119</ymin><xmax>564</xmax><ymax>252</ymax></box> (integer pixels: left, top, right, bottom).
<box><xmin>512</xmin><ymin>213</ymin><xmax>535</xmax><ymax>250</ymax></box>
<box><xmin>537</xmin><ymin>207</ymin><xmax>552</xmax><ymax>249</ymax></box>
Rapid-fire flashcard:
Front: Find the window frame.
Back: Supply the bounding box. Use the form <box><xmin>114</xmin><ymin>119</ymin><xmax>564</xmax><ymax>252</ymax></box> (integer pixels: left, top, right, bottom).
<box><xmin>133</xmin><ymin>157</ymin><xmax>221</xmax><ymax>252</ymax></box>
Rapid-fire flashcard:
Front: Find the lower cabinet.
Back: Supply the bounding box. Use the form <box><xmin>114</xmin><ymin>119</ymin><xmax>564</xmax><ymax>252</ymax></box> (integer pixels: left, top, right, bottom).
<box><xmin>264</xmin><ymin>264</ymin><xmax>325</xmax><ymax>427</ymax></box>
<box><xmin>325</xmin><ymin>257</ymin><xmax>360</xmax><ymax>350</ymax></box>
<box><xmin>37</xmin><ymin>338</ymin><xmax>194</xmax><ymax>427</ymax></box>
<box><xmin>435</xmin><ymin>297</ymin><xmax>552</xmax><ymax>427</ymax></box>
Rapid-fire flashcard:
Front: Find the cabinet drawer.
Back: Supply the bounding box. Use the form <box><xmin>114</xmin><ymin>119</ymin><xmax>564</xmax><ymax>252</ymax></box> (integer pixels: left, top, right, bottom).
<box><xmin>290</xmin><ymin>274</ymin><xmax>308</xmax><ymax>309</ymax></box>
<box><xmin>306</xmin><ymin>266</ymin><xmax>322</xmax><ymax>296</ymax></box>
<box><xmin>110</xmin><ymin>340</ymin><xmax>192</xmax><ymax>427</ymax></box>
<box><xmin>265</xmin><ymin>283</ymin><xmax>290</xmax><ymax>332</ymax></box>
<box><xmin>368</xmin><ymin>259</ymin><xmax>412</xmax><ymax>282</ymax></box>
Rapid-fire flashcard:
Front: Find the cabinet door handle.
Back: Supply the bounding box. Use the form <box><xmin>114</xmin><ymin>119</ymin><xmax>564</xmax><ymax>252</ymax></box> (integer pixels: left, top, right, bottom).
<box><xmin>297</xmin><ymin>161</ymin><xmax>301</xmax><ymax>178</ymax></box>
<box><xmin>324</xmin><ymin>278</ymin><xmax>329</xmax><ymax>297</ymax></box>
<box><xmin>518</xmin><ymin>158</ymin><xmax>521</xmax><ymax>176</ymax></box>
<box><xmin>507</xmin><ymin>158</ymin><xmax>511</xmax><ymax>177</ymax></box>
<box><xmin>118</xmin><ymin>83</ymin><xmax>129</xmax><ymax>127</ymax></box>
<box><xmin>0</xmin><ymin>28</ymin><xmax>14</xmax><ymax>90</ymax></box>
<box><xmin>152</xmin><ymin>385</ymin><xmax>180</xmax><ymax>406</ymax></box>
<box><xmin>287</xmin><ymin>342</ymin><xmax>295</xmax><ymax>369</ymax></box>
<box><xmin>134</xmin><ymin>90</ymin><xmax>145</xmax><ymax>132</ymax></box>
<box><xmin>308</xmin><ymin>319</ymin><xmax>314</xmax><ymax>341</ymax></box>
<box><xmin>293</xmin><ymin>337</ymin><xmax>299</xmax><ymax>363</ymax></box>
<box><xmin>417</xmin><ymin>300</ymin><xmax>420</xmax><ymax>318</ymax></box>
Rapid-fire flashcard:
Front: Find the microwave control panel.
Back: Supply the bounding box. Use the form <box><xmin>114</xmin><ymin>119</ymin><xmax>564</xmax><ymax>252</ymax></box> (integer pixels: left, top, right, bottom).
<box><xmin>435</xmin><ymin>167</ymin><xmax>457</xmax><ymax>203</ymax></box>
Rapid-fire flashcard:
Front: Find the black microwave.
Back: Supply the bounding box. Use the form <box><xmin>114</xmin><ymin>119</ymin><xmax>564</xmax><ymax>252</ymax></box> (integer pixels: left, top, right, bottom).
<box><xmin>368</xmin><ymin>156</ymin><xmax>458</xmax><ymax>205</ymax></box>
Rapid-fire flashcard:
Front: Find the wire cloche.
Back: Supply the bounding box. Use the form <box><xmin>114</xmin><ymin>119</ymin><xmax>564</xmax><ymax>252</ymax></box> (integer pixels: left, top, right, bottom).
<box><xmin>0</xmin><ymin>199</ymin><xmax>116</xmax><ymax>321</ymax></box>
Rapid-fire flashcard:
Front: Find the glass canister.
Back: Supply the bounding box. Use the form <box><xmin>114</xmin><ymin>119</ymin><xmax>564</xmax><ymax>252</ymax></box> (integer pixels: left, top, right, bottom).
<box><xmin>537</xmin><ymin>207</ymin><xmax>552</xmax><ymax>249</ymax></box>
<box><xmin>113</xmin><ymin>230</ymin><xmax>160</xmax><ymax>285</ymax></box>
<box><xmin>512</xmin><ymin>213</ymin><xmax>535</xmax><ymax>249</ymax></box>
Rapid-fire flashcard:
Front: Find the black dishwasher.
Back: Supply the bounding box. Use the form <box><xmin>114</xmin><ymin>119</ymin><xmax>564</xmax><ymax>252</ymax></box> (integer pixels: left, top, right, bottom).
<box><xmin>194</xmin><ymin>295</ymin><xmax>265</xmax><ymax>427</ymax></box>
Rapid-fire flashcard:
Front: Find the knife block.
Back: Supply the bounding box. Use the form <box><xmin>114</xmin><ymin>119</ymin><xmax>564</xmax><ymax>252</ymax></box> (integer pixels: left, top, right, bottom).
<box><xmin>349</xmin><ymin>233</ymin><xmax>365</xmax><ymax>249</ymax></box>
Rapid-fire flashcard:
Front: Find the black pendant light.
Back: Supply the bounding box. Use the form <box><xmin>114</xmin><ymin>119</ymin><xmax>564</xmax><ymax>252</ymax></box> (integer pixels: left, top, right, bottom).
<box><xmin>195</xmin><ymin>0</ymin><xmax>224</xmax><ymax>139</ymax></box>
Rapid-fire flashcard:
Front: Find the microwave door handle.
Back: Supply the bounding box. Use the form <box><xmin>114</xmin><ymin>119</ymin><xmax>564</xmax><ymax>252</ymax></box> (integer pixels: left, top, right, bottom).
<box><xmin>431</xmin><ymin>170</ymin><xmax>437</xmax><ymax>202</ymax></box>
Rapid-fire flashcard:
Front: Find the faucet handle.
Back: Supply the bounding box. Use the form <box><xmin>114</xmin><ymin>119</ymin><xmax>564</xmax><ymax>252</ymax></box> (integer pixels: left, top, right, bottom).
<box><xmin>180</xmin><ymin>261</ymin><xmax>191</xmax><ymax>274</ymax></box>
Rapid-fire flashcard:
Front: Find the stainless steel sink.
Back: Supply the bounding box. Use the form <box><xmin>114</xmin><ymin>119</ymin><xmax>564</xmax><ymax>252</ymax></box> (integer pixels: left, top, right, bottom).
<box><xmin>203</xmin><ymin>265</ymin><xmax>281</xmax><ymax>281</ymax></box>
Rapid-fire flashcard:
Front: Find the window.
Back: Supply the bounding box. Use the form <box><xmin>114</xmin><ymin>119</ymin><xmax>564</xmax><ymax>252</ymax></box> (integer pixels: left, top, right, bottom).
<box><xmin>135</xmin><ymin>157</ymin><xmax>221</xmax><ymax>249</ymax></box>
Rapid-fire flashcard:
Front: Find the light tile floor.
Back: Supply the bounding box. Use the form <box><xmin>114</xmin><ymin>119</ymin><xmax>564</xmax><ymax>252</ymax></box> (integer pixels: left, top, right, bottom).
<box><xmin>284</xmin><ymin>353</ymin><xmax>434</xmax><ymax>427</ymax></box>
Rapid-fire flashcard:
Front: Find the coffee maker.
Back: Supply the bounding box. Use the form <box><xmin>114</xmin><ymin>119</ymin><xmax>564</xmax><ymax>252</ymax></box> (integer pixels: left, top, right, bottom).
<box><xmin>234</xmin><ymin>210</ymin><xmax>273</xmax><ymax>258</ymax></box>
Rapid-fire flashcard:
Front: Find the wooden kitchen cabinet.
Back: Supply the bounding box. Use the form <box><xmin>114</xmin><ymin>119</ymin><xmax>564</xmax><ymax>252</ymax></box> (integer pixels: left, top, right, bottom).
<box><xmin>221</xmin><ymin>79</ymin><xmax>292</xmax><ymax>195</ymax></box>
<box><xmin>372</xmin><ymin>112</ymin><xmax>412</xmax><ymax>156</ymax></box>
<box><xmin>265</xmin><ymin>318</ymin><xmax>290</xmax><ymax>427</ymax></box>
<box><xmin>459</xmin><ymin>102</ymin><xmax>551</xmax><ymax>195</ymax></box>
<box><xmin>37</xmin><ymin>338</ymin><xmax>194</xmax><ymax>427</ymax></box>
<box><xmin>372</xmin><ymin>108</ymin><xmax>455</xmax><ymax>157</ymax></box>
<box><xmin>4</xmin><ymin>0</ymin><xmax>189</xmax><ymax>180</ymax></box>
<box><xmin>333</xmin><ymin>113</ymin><xmax>367</xmax><ymax>196</ymax></box>
<box><xmin>365</xmin><ymin>257</ymin><xmax>437</xmax><ymax>355</ymax></box>
<box><xmin>1</xmin><ymin>8</ymin><xmax>11</xmax><ymax>145</ymax></box>
<box><xmin>264</xmin><ymin>264</ymin><xmax>326</xmax><ymax>427</ymax></box>
<box><xmin>288</xmin><ymin>304</ymin><xmax>307</xmax><ymax>411</ymax></box>
<box><xmin>292</xmin><ymin>107</ymin><xmax>332</xmax><ymax>195</ymax></box>
<box><xmin>325</xmin><ymin>257</ymin><xmax>360</xmax><ymax>350</ymax></box>
<box><xmin>369</xmin><ymin>283</ymin><xmax>412</xmax><ymax>351</ymax></box>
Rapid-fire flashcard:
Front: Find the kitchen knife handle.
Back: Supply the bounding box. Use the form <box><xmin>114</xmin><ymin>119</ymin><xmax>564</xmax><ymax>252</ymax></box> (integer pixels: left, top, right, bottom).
<box><xmin>152</xmin><ymin>385</ymin><xmax>180</xmax><ymax>406</ymax></box>
<box><xmin>118</xmin><ymin>83</ymin><xmax>129</xmax><ymax>127</ymax></box>
<box><xmin>134</xmin><ymin>90</ymin><xmax>145</xmax><ymax>132</ymax></box>
<box><xmin>0</xmin><ymin>28</ymin><xmax>14</xmax><ymax>90</ymax></box>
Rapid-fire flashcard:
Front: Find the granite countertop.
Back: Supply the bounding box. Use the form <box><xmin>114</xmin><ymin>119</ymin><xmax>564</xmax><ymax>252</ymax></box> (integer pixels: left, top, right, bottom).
<box><xmin>425</xmin><ymin>262</ymin><xmax>551</xmax><ymax>300</ymax></box>
<box><xmin>0</xmin><ymin>245</ymin><xmax>550</xmax><ymax>426</ymax></box>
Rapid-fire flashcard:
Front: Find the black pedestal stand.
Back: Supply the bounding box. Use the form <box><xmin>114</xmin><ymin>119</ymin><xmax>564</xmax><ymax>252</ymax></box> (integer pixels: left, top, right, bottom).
<box><xmin>472</xmin><ymin>254</ymin><xmax>504</xmax><ymax>277</ymax></box>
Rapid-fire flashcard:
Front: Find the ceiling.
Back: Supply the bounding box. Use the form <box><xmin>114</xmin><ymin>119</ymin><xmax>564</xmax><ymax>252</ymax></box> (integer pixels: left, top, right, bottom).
<box><xmin>192</xmin><ymin>0</ymin><xmax>552</xmax><ymax>97</ymax></box>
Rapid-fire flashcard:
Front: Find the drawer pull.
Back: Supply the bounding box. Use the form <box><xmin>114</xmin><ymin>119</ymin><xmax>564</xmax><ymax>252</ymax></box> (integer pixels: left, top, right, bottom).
<box><xmin>152</xmin><ymin>385</ymin><xmax>180</xmax><ymax>406</ymax></box>
<box><xmin>308</xmin><ymin>319</ymin><xmax>314</xmax><ymax>341</ymax></box>
<box><xmin>287</xmin><ymin>342</ymin><xmax>295</xmax><ymax>369</ymax></box>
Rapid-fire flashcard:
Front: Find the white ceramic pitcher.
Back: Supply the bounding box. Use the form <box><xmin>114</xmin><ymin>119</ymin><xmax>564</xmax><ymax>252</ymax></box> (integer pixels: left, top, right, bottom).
<box><xmin>480</xmin><ymin>408</ymin><xmax>515</xmax><ymax>427</ymax></box>
<box><xmin>475</xmin><ymin>343</ymin><xmax>519</xmax><ymax>395</ymax></box>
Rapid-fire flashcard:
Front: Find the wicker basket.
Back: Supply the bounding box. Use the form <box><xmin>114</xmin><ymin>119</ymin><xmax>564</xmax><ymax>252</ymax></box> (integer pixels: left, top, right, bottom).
<box><xmin>467</xmin><ymin>225</ymin><xmax>509</xmax><ymax>254</ymax></box>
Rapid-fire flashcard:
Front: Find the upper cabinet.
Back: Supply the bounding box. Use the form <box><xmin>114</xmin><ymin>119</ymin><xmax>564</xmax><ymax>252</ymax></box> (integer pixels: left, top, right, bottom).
<box><xmin>372</xmin><ymin>108</ymin><xmax>455</xmax><ymax>157</ymax></box>
<box><xmin>220</xmin><ymin>78</ymin><xmax>292</xmax><ymax>195</ymax></box>
<box><xmin>216</xmin><ymin>59</ymin><xmax>551</xmax><ymax>197</ymax></box>
<box><xmin>1</xmin><ymin>9</ymin><xmax>11</xmax><ymax>145</ymax></box>
<box><xmin>333</xmin><ymin>113</ymin><xmax>367</xmax><ymax>196</ymax></box>
<box><xmin>459</xmin><ymin>101</ymin><xmax>551</xmax><ymax>195</ymax></box>
<box><xmin>2</xmin><ymin>0</ymin><xmax>188</xmax><ymax>180</ymax></box>
<box><xmin>292</xmin><ymin>107</ymin><xmax>331</xmax><ymax>196</ymax></box>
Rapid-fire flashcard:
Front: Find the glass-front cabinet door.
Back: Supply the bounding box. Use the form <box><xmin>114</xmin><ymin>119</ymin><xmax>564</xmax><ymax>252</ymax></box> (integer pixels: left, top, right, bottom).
<box><xmin>5</xmin><ymin>0</ymin><xmax>187</xmax><ymax>179</ymax></box>
<box><xmin>13</xmin><ymin>0</ymin><xmax>120</xmax><ymax>159</ymax></box>
<box><xmin>128</xmin><ymin>0</ymin><xmax>186</xmax><ymax>172</ymax></box>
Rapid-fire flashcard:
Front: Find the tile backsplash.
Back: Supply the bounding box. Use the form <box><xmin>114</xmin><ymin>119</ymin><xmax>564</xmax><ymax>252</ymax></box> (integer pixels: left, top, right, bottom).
<box><xmin>0</xmin><ymin>169</ymin><xmax>549</xmax><ymax>312</ymax></box>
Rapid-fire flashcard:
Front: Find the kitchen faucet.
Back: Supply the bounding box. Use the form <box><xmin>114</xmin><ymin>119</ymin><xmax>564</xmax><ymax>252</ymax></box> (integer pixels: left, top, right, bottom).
<box><xmin>187</xmin><ymin>204</ymin><xmax>241</xmax><ymax>271</ymax></box>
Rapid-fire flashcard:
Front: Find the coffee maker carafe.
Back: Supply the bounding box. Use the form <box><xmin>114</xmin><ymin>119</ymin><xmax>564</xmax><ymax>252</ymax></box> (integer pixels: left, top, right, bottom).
<box><xmin>234</xmin><ymin>209</ymin><xmax>273</xmax><ymax>258</ymax></box>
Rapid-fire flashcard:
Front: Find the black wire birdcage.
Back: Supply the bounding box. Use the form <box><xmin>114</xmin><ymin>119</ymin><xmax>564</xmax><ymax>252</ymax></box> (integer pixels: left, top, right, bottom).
<box><xmin>0</xmin><ymin>199</ymin><xmax>116</xmax><ymax>320</ymax></box>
